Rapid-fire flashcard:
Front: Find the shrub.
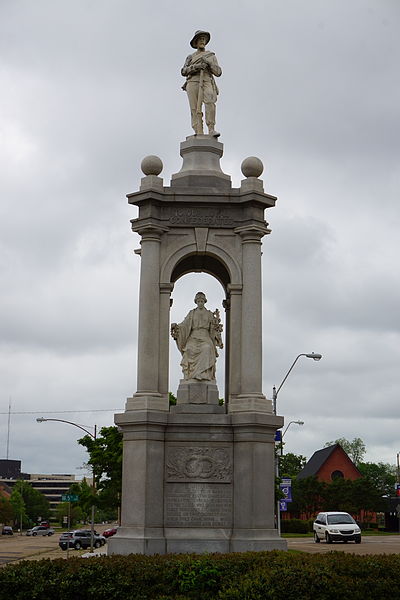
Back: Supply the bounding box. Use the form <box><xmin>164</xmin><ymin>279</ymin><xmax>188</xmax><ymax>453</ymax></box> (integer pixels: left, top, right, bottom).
<box><xmin>359</xmin><ymin>521</ymin><xmax>378</xmax><ymax>530</ymax></box>
<box><xmin>1</xmin><ymin>551</ymin><xmax>400</xmax><ymax>600</ymax></box>
<box><xmin>281</xmin><ymin>518</ymin><xmax>309</xmax><ymax>533</ymax></box>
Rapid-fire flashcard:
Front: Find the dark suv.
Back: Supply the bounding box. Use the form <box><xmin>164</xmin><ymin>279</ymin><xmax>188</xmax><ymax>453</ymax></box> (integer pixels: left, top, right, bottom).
<box><xmin>59</xmin><ymin>530</ymin><xmax>105</xmax><ymax>551</ymax></box>
<box><xmin>2</xmin><ymin>526</ymin><xmax>13</xmax><ymax>535</ymax></box>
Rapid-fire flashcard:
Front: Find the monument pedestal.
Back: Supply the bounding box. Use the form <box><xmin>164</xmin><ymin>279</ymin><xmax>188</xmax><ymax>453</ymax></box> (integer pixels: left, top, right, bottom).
<box><xmin>172</xmin><ymin>379</ymin><xmax>225</xmax><ymax>414</ymax></box>
<box><xmin>108</xmin><ymin>403</ymin><xmax>287</xmax><ymax>555</ymax></box>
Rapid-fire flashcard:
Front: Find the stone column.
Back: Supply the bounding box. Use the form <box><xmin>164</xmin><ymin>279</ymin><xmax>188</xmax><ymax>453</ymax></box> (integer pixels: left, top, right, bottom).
<box><xmin>159</xmin><ymin>283</ymin><xmax>174</xmax><ymax>400</ymax></box>
<box><xmin>230</xmin><ymin>226</ymin><xmax>272</xmax><ymax>413</ymax></box>
<box><xmin>230</xmin><ymin>413</ymin><xmax>287</xmax><ymax>552</ymax></box>
<box><xmin>227</xmin><ymin>284</ymin><xmax>242</xmax><ymax>404</ymax></box>
<box><xmin>126</xmin><ymin>225</ymin><xmax>169</xmax><ymax>412</ymax></box>
<box><xmin>107</xmin><ymin>411</ymin><xmax>168</xmax><ymax>555</ymax></box>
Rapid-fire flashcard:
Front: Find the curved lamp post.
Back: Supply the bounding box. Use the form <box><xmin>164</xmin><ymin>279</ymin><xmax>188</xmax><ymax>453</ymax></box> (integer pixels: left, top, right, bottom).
<box><xmin>36</xmin><ymin>417</ymin><xmax>96</xmax><ymax>439</ymax></box>
<box><xmin>273</xmin><ymin>353</ymin><xmax>322</xmax><ymax>415</ymax></box>
<box><xmin>282</xmin><ymin>420</ymin><xmax>304</xmax><ymax>439</ymax></box>
<box><xmin>36</xmin><ymin>417</ymin><xmax>97</xmax><ymax>552</ymax></box>
<box><xmin>273</xmin><ymin>352</ymin><xmax>322</xmax><ymax>536</ymax></box>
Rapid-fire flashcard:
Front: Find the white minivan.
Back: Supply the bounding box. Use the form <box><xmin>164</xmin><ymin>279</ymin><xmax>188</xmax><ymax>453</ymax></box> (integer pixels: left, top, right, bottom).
<box><xmin>313</xmin><ymin>511</ymin><xmax>361</xmax><ymax>544</ymax></box>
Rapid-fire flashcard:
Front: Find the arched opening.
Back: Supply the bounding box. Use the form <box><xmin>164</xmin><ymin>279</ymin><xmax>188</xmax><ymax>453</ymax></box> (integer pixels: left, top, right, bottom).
<box><xmin>331</xmin><ymin>470</ymin><xmax>344</xmax><ymax>480</ymax></box>
<box><xmin>171</xmin><ymin>253</ymin><xmax>231</xmax><ymax>291</ymax></box>
<box><xmin>169</xmin><ymin>272</ymin><xmax>227</xmax><ymax>404</ymax></box>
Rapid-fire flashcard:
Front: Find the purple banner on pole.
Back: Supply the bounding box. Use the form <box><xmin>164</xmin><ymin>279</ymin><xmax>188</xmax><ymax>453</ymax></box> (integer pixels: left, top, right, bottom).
<box><xmin>279</xmin><ymin>499</ymin><xmax>288</xmax><ymax>511</ymax></box>
<box><xmin>279</xmin><ymin>482</ymin><xmax>292</xmax><ymax>502</ymax></box>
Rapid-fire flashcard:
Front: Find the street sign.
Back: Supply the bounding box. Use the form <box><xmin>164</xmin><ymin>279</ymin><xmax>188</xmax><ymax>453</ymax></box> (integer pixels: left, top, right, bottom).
<box><xmin>279</xmin><ymin>500</ymin><xmax>288</xmax><ymax>511</ymax></box>
<box><xmin>274</xmin><ymin>430</ymin><xmax>282</xmax><ymax>442</ymax></box>
<box><xmin>61</xmin><ymin>494</ymin><xmax>79</xmax><ymax>502</ymax></box>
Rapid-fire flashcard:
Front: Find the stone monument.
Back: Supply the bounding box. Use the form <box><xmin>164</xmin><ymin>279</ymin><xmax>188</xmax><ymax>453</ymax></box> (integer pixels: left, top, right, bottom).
<box><xmin>108</xmin><ymin>30</ymin><xmax>287</xmax><ymax>555</ymax></box>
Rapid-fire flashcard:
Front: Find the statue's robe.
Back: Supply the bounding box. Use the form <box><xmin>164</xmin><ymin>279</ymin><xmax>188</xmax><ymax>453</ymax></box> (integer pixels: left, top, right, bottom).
<box><xmin>175</xmin><ymin>308</ymin><xmax>217</xmax><ymax>381</ymax></box>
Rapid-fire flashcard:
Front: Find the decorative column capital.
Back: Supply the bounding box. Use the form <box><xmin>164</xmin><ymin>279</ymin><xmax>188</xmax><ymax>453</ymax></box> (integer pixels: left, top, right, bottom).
<box><xmin>227</xmin><ymin>283</ymin><xmax>243</xmax><ymax>295</ymax></box>
<box><xmin>131</xmin><ymin>222</ymin><xmax>168</xmax><ymax>241</ymax></box>
<box><xmin>160</xmin><ymin>283</ymin><xmax>174</xmax><ymax>294</ymax></box>
<box><xmin>234</xmin><ymin>224</ymin><xmax>270</xmax><ymax>243</ymax></box>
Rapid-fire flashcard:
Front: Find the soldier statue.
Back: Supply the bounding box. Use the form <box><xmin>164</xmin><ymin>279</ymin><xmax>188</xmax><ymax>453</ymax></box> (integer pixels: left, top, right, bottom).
<box><xmin>181</xmin><ymin>30</ymin><xmax>222</xmax><ymax>137</ymax></box>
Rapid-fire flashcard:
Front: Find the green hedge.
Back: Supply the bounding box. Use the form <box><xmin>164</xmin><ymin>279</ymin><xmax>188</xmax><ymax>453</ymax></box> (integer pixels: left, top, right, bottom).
<box><xmin>1</xmin><ymin>551</ymin><xmax>400</xmax><ymax>600</ymax></box>
<box><xmin>281</xmin><ymin>518</ymin><xmax>309</xmax><ymax>533</ymax></box>
<box><xmin>359</xmin><ymin>521</ymin><xmax>379</xmax><ymax>530</ymax></box>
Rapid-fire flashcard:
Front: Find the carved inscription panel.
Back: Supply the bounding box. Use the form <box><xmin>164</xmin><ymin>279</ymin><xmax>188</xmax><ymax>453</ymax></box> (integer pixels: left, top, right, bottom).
<box><xmin>161</xmin><ymin>206</ymin><xmax>238</xmax><ymax>228</ymax></box>
<box><xmin>166</xmin><ymin>446</ymin><xmax>232</xmax><ymax>483</ymax></box>
<box><xmin>165</xmin><ymin>482</ymin><xmax>232</xmax><ymax>528</ymax></box>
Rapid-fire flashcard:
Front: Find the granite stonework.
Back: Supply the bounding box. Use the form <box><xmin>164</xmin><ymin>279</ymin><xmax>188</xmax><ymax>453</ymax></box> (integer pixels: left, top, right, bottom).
<box><xmin>107</xmin><ymin>135</ymin><xmax>287</xmax><ymax>555</ymax></box>
<box><xmin>108</xmin><ymin>409</ymin><xmax>286</xmax><ymax>554</ymax></box>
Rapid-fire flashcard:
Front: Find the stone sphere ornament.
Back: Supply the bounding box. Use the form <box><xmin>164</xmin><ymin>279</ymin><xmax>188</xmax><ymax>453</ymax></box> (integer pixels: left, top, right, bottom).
<box><xmin>141</xmin><ymin>155</ymin><xmax>163</xmax><ymax>176</ymax></box>
<box><xmin>241</xmin><ymin>156</ymin><xmax>264</xmax><ymax>178</ymax></box>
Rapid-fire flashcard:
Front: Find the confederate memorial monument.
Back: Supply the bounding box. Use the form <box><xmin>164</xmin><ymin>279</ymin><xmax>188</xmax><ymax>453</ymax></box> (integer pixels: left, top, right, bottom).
<box><xmin>108</xmin><ymin>30</ymin><xmax>287</xmax><ymax>555</ymax></box>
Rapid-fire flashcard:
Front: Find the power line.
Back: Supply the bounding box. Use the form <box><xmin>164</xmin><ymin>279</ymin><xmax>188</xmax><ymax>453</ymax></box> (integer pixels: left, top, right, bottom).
<box><xmin>0</xmin><ymin>409</ymin><xmax>121</xmax><ymax>415</ymax></box>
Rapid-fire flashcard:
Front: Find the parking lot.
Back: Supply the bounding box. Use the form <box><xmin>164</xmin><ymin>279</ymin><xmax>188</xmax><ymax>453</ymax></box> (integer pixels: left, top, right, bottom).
<box><xmin>0</xmin><ymin>527</ymin><xmax>108</xmax><ymax>566</ymax></box>
<box><xmin>2</xmin><ymin>533</ymin><xmax>400</xmax><ymax>566</ymax></box>
<box><xmin>287</xmin><ymin>535</ymin><xmax>400</xmax><ymax>554</ymax></box>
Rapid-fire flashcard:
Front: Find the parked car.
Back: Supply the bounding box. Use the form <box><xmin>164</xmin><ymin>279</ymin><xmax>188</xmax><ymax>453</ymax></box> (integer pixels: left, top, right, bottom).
<box><xmin>38</xmin><ymin>521</ymin><xmax>50</xmax><ymax>528</ymax></box>
<box><xmin>59</xmin><ymin>530</ymin><xmax>105</xmax><ymax>550</ymax></box>
<box><xmin>26</xmin><ymin>526</ymin><xmax>55</xmax><ymax>536</ymax></box>
<box><xmin>103</xmin><ymin>526</ymin><xmax>118</xmax><ymax>538</ymax></box>
<box><xmin>313</xmin><ymin>511</ymin><xmax>361</xmax><ymax>544</ymax></box>
<box><xmin>79</xmin><ymin>529</ymin><xmax>106</xmax><ymax>546</ymax></box>
<box><xmin>2</xmin><ymin>526</ymin><xmax>13</xmax><ymax>535</ymax></box>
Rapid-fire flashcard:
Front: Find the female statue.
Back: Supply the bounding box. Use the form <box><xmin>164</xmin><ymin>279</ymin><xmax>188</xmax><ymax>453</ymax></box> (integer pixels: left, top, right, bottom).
<box><xmin>171</xmin><ymin>292</ymin><xmax>223</xmax><ymax>381</ymax></box>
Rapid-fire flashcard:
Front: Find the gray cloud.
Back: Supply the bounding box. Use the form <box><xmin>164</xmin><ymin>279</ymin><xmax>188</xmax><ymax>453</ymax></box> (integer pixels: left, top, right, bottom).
<box><xmin>1</xmin><ymin>0</ymin><xmax>399</xmax><ymax>474</ymax></box>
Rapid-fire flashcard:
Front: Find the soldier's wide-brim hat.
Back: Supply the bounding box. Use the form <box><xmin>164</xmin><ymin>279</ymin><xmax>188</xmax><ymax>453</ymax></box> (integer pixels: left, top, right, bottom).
<box><xmin>190</xmin><ymin>30</ymin><xmax>210</xmax><ymax>48</ymax></box>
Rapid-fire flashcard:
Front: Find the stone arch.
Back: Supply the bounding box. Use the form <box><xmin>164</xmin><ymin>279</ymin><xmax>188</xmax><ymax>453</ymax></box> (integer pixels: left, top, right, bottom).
<box><xmin>160</xmin><ymin>244</ymin><xmax>242</xmax><ymax>290</ymax></box>
<box><xmin>165</xmin><ymin>246</ymin><xmax>240</xmax><ymax>404</ymax></box>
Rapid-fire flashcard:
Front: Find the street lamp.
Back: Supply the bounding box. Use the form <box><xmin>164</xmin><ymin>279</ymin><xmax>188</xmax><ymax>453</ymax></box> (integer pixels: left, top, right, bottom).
<box><xmin>273</xmin><ymin>352</ymin><xmax>322</xmax><ymax>536</ymax></box>
<box><xmin>36</xmin><ymin>417</ymin><xmax>96</xmax><ymax>439</ymax></box>
<box><xmin>276</xmin><ymin>419</ymin><xmax>304</xmax><ymax>537</ymax></box>
<box><xmin>36</xmin><ymin>417</ymin><xmax>97</xmax><ymax>552</ymax></box>
<box><xmin>272</xmin><ymin>353</ymin><xmax>322</xmax><ymax>415</ymax></box>
<box><xmin>282</xmin><ymin>420</ymin><xmax>304</xmax><ymax>439</ymax></box>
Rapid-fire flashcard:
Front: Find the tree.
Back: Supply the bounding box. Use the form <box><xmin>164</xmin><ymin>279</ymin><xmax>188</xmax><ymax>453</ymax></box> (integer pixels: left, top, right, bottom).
<box><xmin>357</xmin><ymin>462</ymin><xmax>396</xmax><ymax>497</ymax></box>
<box><xmin>279</xmin><ymin>452</ymin><xmax>307</xmax><ymax>478</ymax></box>
<box><xmin>0</xmin><ymin>497</ymin><xmax>14</xmax><ymax>524</ymax></box>
<box><xmin>78</xmin><ymin>426</ymin><xmax>123</xmax><ymax>515</ymax></box>
<box><xmin>10</xmin><ymin>489</ymin><xmax>27</xmax><ymax>528</ymax></box>
<box><xmin>12</xmin><ymin>480</ymin><xmax>50</xmax><ymax>525</ymax></box>
<box><xmin>289</xmin><ymin>476</ymin><xmax>326</xmax><ymax>519</ymax></box>
<box><xmin>351</xmin><ymin>477</ymin><xmax>385</xmax><ymax>514</ymax></box>
<box><xmin>69</xmin><ymin>478</ymin><xmax>96</xmax><ymax>524</ymax></box>
<box><xmin>324</xmin><ymin>437</ymin><xmax>366</xmax><ymax>465</ymax></box>
<box><xmin>321</xmin><ymin>477</ymin><xmax>355</xmax><ymax>514</ymax></box>
<box><xmin>55</xmin><ymin>501</ymin><xmax>82</xmax><ymax>528</ymax></box>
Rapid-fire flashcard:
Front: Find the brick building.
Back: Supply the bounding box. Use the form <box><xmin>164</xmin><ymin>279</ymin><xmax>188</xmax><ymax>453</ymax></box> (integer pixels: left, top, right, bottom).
<box><xmin>297</xmin><ymin>443</ymin><xmax>362</xmax><ymax>482</ymax></box>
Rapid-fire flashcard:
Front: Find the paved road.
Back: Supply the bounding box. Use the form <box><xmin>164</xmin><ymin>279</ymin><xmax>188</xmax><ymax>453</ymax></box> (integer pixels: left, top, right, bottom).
<box><xmin>0</xmin><ymin>531</ymin><xmax>64</xmax><ymax>565</ymax></box>
<box><xmin>287</xmin><ymin>535</ymin><xmax>400</xmax><ymax>554</ymax></box>
<box><xmin>0</xmin><ymin>526</ymin><xmax>109</xmax><ymax>566</ymax></box>
<box><xmin>2</xmin><ymin>533</ymin><xmax>400</xmax><ymax>566</ymax></box>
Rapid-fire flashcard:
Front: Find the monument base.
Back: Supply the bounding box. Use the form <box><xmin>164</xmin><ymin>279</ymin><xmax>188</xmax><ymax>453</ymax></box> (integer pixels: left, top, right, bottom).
<box><xmin>107</xmin><ymin>527</ymin><xmax>166</xmax><ymax>555</ymax></box>
<box><xmin>107</xmin><ymin>408</ymin><xmax>287</xmax><ymax>556</ymax></box>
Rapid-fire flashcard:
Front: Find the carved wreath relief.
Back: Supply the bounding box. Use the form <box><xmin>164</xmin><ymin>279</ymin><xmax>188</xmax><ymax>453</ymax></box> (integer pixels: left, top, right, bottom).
<box><xmin>166</xmin><ymin>446</ymin><xmax>232</xmax><ymax>483</ymax></box>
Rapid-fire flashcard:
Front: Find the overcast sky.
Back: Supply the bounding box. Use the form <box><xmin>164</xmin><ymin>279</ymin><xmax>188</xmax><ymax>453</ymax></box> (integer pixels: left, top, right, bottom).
<box><xmin>1</xmin><ymin>0</ymin><xmax>399</xmax><ymax>479</ymax></box>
